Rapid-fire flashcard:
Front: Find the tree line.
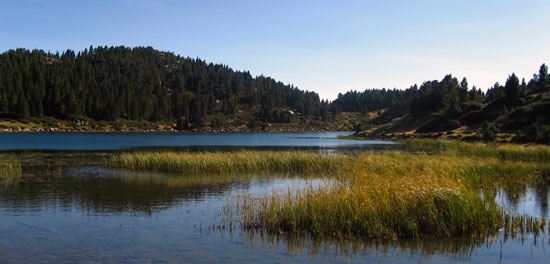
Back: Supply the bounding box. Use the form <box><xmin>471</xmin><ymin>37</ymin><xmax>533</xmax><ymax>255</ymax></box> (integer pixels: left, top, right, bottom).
<box><xmin>332</xmin><ymin>63</ymin><xmax>549</xmax><ymax>141</ymax></box>
<box><xmin>0</xmin><ymin>46</ymin><xmax>329</xmax><ymax>127</ymax></box>
<box><xmin>334</xmin><ymin>64</ymin><xmax>549</xmax><ymax>116</ymax></box>
<box><xmin>1</xmin><ymin>46</ymin><xmax>548</xmax><ymax>139</ymax></box>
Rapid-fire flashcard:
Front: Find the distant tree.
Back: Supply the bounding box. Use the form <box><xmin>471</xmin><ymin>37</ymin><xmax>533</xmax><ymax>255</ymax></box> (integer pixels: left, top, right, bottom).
<box><xmin>534</xmin><ymin>63</ymin><xmax>549</xmax><ymax>92</ymax></box>
<box><xmin>539</xmin><ymin>64</ymin><xmax>548</xmax><ymax>85</ymax></box>
<box><xmin>504</xmin><ymin>73</ymin><xmax>524</xmax><ymax>103</ymax></box>
<box><xmin>17</xmin><ymin>93</ymin><xmax>30</xmax><ymax>119</ymax></box>
<box><xmin>0</xmin><ymin>46</ymin><xmax>329</xmax><ymax>123</ymax></box>
<box><xmin>481</xmin><ymin>121</ymin><xmax>497</xmax><ymax>141</ymax></box>
<box><xmin>247</xmin><ymin>119</ymin><xmax>257</xmax><ymax>130</ymax></box>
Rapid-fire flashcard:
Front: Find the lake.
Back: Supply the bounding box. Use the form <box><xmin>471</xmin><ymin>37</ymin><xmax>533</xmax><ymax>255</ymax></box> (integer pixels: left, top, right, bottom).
<box><xmin>0</xmin><ymin>132</ymin><xmax>548</xmax><ymax>263</ymax></box>
<box><xmin>0</xmin><ymin>131</ymin><xmax>393</xmax><ymax>150</ymax></box>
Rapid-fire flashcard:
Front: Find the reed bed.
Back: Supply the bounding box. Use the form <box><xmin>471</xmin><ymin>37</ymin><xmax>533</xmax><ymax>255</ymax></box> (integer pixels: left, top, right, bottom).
<box><xmin>113</xmin><ymin>151</ymin><xmax>352</xmax><ymax>174</ymax></box>
<box><xmin>237</xmin><ymin>152</ymin><xmax>510</xmax><ymax>239</ymax></box>
<box><xmin>0</xmin><ymin>159</ymin><xmax>22</xmax><ymax>178</ymax></box>
<box><xmin>403</xmin><ymin>139</ymin><xmax>550</xmax><ymax>161</ymax></box>
<box><xmin>239</xmin><ymin>185</ymin><xmax>501</xmax><ymax>239</ymax></box>
<box><xmin>113</xmin><ymin>145</ymin><xmax>548</xmax><ymax>240</ymax></box>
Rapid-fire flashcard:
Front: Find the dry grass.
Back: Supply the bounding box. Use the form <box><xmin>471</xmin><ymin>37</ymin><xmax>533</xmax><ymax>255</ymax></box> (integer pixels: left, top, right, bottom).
<box><xmin>113</xmin><ymin>151</ymin><xmax>351</xmax><ymax>174</ymax></box>
<box><xmin>237</xmin><ymin>152</ymin><xmax>520</xmax><ymax>239</ymax></box>
<box><xmin>113</xmin><ymin>140</ymin><xmax>549</xmax><ymax>239</ymax></box>
<box><xmin>403</xmin><ymin>139</ymin><xmax>550</xmax><ymax>161</ymax></box>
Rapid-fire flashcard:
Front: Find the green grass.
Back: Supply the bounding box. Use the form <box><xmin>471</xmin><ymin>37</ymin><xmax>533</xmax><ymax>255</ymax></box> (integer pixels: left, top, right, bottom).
<box><xmin>239</xmin><ymin>185</ymin><xmax>500</xmax><ymax>239</ymax></box>
<box><xmin>113</xmin><ymin>151</ymin><xmax>352</xmax><ymax>174</ymax></box>
<box><xmin>113</xmin><ymin>140</ymin><xmax>550</xmax><ymax>240</ymax></box>
<box><xmin>236</xmin><ymin>152</ymin><xmax>533</xmax><ymax>239</ymax></box>
<box><xmin>403</xmin><ymin>139</ymin><xmax>550</xmax><ymax>161</ymax></box>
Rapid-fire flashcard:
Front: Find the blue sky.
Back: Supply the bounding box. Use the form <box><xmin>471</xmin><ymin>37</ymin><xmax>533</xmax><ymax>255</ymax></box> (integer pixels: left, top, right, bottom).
<box><xmin>2</xmin><ymin>0</ymin><xmax>549</xmax><ymax>100</ymax></box>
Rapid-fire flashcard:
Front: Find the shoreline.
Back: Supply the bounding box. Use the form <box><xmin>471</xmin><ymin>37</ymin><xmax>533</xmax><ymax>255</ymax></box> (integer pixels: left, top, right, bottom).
<box><xmin>0</xmin><ymin>128</ymin><xmax>353</xmax><ymax>133</ymax></box>
<box><xmin>1</xmin><ymin>128</ymin><xmax>545</xmax><ymax>145</ymax></box>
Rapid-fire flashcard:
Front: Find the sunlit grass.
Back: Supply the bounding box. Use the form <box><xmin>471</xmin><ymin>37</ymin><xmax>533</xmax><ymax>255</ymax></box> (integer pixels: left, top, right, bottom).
<box><xmin>236</xmin><ymin>152</ymin><xmax>535</xmax><ymax>239</ymax></box>
<box><xmin>113</xmin><ymin>151</ymin><xmax>351</xmax><ymax>174</ymax></box>
<box><xmin>239</xmin><ymin>184</ymin><xmax>500</xmax><ymax>239</ymax></box>
<box><xmin>403</xmin><ymin>139</ymin><xmax>550</xmax><ymax>161</ymax></box>
<box><xmin>113</xmin><ymin>140</ymin><xmax>549</xmax><ymax>240</ymax></box>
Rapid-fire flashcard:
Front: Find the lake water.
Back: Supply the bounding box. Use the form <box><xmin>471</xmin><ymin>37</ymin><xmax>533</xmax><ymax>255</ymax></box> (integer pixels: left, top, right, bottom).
<box><xmin>0</xmin><ymin>132</ymin><xmax>548</xmax><ymax>263</ymax></box>
<box><xmin>0</xmin><ymin>131</ymin><xmax>393</xmax><ymax>150</ymax></box>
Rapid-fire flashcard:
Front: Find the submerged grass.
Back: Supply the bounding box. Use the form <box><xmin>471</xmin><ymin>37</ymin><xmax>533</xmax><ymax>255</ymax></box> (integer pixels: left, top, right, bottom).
<box><xmin>0</xmin><ymin>159</ymin><xmax>22</xmax><ymax>179</ymax></box>
<box><xmin>113</xmin><ymin>140</ymin><xmax>549</xmax><ymax>240</ymax></box>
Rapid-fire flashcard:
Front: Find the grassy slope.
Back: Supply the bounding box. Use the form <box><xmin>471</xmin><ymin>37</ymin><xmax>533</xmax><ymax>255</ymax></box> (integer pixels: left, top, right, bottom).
<box><xmin>356</xmin><ymin>93</ymin><xmax>550</xmax><ymax>143</ymax></box>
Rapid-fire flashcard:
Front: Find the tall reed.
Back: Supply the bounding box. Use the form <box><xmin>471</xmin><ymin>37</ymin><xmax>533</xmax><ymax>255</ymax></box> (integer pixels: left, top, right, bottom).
<box><xmin>237</xmin><ymin>152</ymin><xmax>509</xmax><ymax>239</ymax></box>
<box><xmin>113</xmin><ymin>146</ymin><xmax>547</xmax><ymax>239</ymax></box>
<box><xmin>403</xmin><ymin>139</ymin><xmax>550</xmax><ymax>161</ymax></box>
<box><xmin>239</xmin><ymin>185</ymin><xmax>500</xmax><ymax>239</ymax></box>
<box><xmin>114</xmin><ymin>151</ymin><xmax>351</xmax><ymax>174</ymax></box>
<box><xmin>114</xmin><ymin>150</ymin><xmax>541</xmax><ymax>190</ymax></box>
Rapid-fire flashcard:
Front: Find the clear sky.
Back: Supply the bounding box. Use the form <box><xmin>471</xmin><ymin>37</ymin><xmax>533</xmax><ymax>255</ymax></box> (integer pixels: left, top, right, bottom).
<box><xmin>2</xmin><ymin>0</ymin><xmax>549</xmax><ymax>100</ymax></box>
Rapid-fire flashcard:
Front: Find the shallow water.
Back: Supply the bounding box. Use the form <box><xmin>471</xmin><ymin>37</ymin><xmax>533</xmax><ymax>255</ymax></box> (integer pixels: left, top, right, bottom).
<box><xmin>497</xmin><ymin>182</ymin><xmax>550</xmax><ymax>218</ymax></box>
<box><xmin>0</xmin><ymin>132</ymin><xmax>549</xmax><ymax>263</ymax></box>
<box><xmin>1</xmin><ymin>165</ymin><xmax>549</xmax><ymax>263</ymax></box>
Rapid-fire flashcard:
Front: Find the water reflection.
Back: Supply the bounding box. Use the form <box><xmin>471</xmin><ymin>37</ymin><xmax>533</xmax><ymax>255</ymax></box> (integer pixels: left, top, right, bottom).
<box><xmin>0</xmin><ymin>167</ymin><xmax>250</xmax><ymax>215</ymax></box>
<box><xmin>1</xmin><ymin>151</ymin><xmax>550</xmax><ymax>262</ymax></box>
<box><xmin>497</xmin><ymin>182</ymin><xmax>550</xmax><ymax>218</ymax></box>
<box><xmin>237</xmin><ymin>226</ymin><xmax>549</xmax><ymax>263</ymax></box>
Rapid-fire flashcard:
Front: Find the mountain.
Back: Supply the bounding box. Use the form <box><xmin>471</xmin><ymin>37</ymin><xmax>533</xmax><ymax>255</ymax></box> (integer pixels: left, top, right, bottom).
<box><xmin>1</xmin><ymin>46</ymin><xmax>548</xmax><ymax>143</ymax></box>
<box><xmin>0</xmin><ymin>46</ymin><xmax>345</xmax><ymax>131</ymax></box>
<box><xmin>334</xmin><ymin>65</ymin><xmax>550</xmax><ymax>143</ymax></box>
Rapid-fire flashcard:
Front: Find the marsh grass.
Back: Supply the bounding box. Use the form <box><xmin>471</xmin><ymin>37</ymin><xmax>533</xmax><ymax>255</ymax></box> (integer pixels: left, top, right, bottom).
<box><xmin>239</xmin><ymin>185</ymin><xmax>501</xmax><ymax>239</ymax></box>
<box><xmin>0</xmin><ymin>159</ymin><xmax>22</xmax><ymax>179</ymax></box>
<box><xmin>403</xmin><ymin>139</ymin><xmax>550</xmax><ymax>161</ymax></box>
<box><xmin>113</xmin><ymin>151</ymin><xmax>352</xmax><ymax>174</ymax></box>
<box><xmin>235</xmin><ymin>152</ymin><xmax>513</xmax><ymax>239</ymax></box>
<box><xmin>113</xmin><ymin>141</ymin><xmax>549</xmax><ymax>240</ymax></box>
<box><xmin>123</xmin><ymin>171</ymin><xmax>304</xmax><ymax>189</ymax></box>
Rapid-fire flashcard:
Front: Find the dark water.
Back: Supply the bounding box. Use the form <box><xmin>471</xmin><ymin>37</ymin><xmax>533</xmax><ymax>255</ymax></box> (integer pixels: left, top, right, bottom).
<box><xmin>0</xmin><ymin>131</ymin><xmax>393</xmax><ymax>150</ymax></box>
<box><xmin>1</xmin><ymin>168</ymin><xmax>549</xmax><ymax>263</ymax></box>
<box><xmin>0</xmin><ymin>132</ymin><xmax>549</xmax><ymax>263</ymax></box>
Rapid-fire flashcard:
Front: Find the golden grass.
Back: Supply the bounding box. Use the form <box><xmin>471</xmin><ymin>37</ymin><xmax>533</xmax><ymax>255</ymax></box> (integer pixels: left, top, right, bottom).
<box><xmin>236</xmin><ymin>152</ymin><xmax>532</xmax><ymax>239</ymax></box>
<box><xmin>403</xmin><ymin>139</ymin><xmax>550</xmax><ymax>161</ymax></box>
<box><xmin>113</xmin><ymin>151</ymin><xmax>351</xmax><ymax>174</ymax></box>
<box><xmin>113</xmin><ymin>140</ymin><xmax>549</xmax><ymax>240</ymax></box>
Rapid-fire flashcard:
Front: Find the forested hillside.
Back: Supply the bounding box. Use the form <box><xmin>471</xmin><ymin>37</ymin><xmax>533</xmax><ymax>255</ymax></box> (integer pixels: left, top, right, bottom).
<box><xmin>334</xmin><ymin>64</ymin><xmax>550</xmax><ymax>143</ymax></box>
<box><xmin>1</xmin><ymin>46</ymin><xmax>548</xmax><ymax>142</ymax></box>
<box><xmin>0</xmin><ymin>46</ymin><xmax>337</xmax><ymax>130</ymax></box>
